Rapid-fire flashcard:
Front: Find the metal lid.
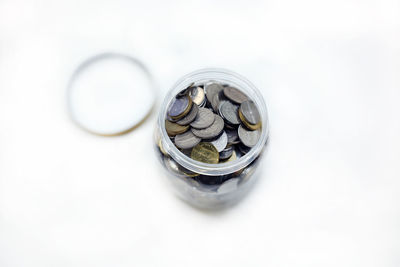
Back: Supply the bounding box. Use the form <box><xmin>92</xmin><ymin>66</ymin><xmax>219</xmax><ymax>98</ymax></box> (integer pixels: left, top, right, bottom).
<box><xmin>67</xmin><ymin>53</ymin><xmax>156</xmax><ymax>136</ymax></box>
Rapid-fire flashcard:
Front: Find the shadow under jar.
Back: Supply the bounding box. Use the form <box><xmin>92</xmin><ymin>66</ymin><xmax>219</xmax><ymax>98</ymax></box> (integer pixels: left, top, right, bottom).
<box><xmin>154</xmin><ymin>68</ymin><xmax>269</xmax><ymax>210</ymax></box>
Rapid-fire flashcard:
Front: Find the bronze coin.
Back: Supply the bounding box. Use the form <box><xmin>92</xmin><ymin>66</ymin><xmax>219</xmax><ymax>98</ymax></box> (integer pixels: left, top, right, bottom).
<box><xmin>191</xmin><ymin>142</ymin><xmax>219</xmax><ymax>164</ymax></box>
<box><xmin>165</xmin><ymin>120</ymin><xmax>189</xmax><ymax>136</ymax></box>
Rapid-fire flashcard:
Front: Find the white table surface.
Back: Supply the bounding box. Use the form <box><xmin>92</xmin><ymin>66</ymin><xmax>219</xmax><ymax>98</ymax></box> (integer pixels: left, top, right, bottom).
<box><xmin>0</xmin><ymin>0</ymin><xmax>399</xmax><ymax>266</ymax></box>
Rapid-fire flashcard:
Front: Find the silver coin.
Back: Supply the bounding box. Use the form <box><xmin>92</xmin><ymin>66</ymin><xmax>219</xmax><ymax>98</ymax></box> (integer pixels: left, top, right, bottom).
<box><xmin>205</xmin><ymin>83</ymin><xmax>223</xmax><ymax>105</ymax></box>
<box><xmin>239</xmin><ymin>100</ymin><xmax>260</xmax><ymax>125</ymax></box>
<box><xmin>211</xmin><ymin>91</ymin><xmax>226</xmax><ymax>112</ymax></box>
<box><xmin>190</xmin><ymin>107</ymin><xmax>215</xmax><ymax>129</ymax></box>
<box><xmin>177</xmin><ymin>103</ymin><xmax>199</xmax><ymax>125</ymax></box>
<box><xmin>217</xmin><ymin>178</ymin><xmax>239</xmax><ymax>194</ymax></box>
<box><xmin>175</xmin><ymin>130</ymin><xmax>201</xmax><ymax>149</ymax></box>
<box><xmin>219</xmin><ymin>101</ymin><xmax>240</xmax><ymax>125</ymax></box>
<box><xmin>237</xmin><ymin>124</ymin><xmax>260</xmax><ymax>147</ymax></box>
<box><xmin>219</xmin><ymin>145</ymin><xmax>234</xmax><ymax>160</ymax></box>
<box><xmin>225</xmin><ymin>128</ymin><xmax>239</xmax><ymax>145</ymax></box>
<box><xmin>223</xmin><ymin>86</ymin><xmax>248</xmax><ymax>104</ymax></box>
<box><xmin>167</xmin><ymin>95</ymin><xmax>189</xmax><ymax>118</ymax></box>
<box><xmin>209</xmin><ymin>131</ymin><xmax>228</xmax><ymax>152</ymax></box>
<box><xmin>189</xmin><ymin>86</ymin><xmax>205</xmax><ymax>106</ymax></box>
<box><xmin>191</xmin><ymin>115</ymin><xmax>224</xmax><ymax>139</ymax></box>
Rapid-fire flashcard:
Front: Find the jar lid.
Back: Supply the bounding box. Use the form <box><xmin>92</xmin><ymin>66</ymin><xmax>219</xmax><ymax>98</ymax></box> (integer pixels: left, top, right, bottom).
<box><xmin>67</xmin><ymin>53</ymin><xmax>156</xmax><ymax>136</ymax></box>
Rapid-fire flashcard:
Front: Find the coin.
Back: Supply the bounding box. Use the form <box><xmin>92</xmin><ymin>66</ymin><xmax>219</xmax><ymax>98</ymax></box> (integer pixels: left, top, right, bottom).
<box><xmin>209</xmin><ymin>131</ymin><xmax>228</xmax><ymax>152</ymax></box>
<box><xmin>239</xmin><ymin>100</ymin><xmax>260</xmax><ymax>125</ymax></box>
<box><xmin>225</xmin><ymin>128</ymin><xmax>240</xmax><ymax>145</ymax></box>
<box><xmin>219</xmin><ymin>145</ymin><xmax>234</xmax><ymax>160</ymax></box>
<box><xmin>189</xmin><ymin>86</ymin><xmax>206</xmax><ymax>106</ymax></box>
<box><xmin>157</xmin><ymin>138</ymin><xmax>168</xmax><ymax>156</ymax></box>
<box><xmin>220</xmin><ymin>150</ymin><xmax>237</xmax><ymax>163</ymax></box>
<box><xmin>190</xmin><ymin>107</ymin><xmax>215</xmax><ymax>129</ymax></box>
<box><xmin>191</xmin><ymin>115</ymin><xmax>224</xmax><ymax>139</ymax></box>
<box><xmin>238</xmin><ymin>109</ymin><xmax>261</xmax><ymax>130</ymax></box>
<box><xmin>237</xmin><ymin>124</ymin><xmax>260</xmax><ymax>147</ymax></box>
<box><xmin>177</xmin><ymin>82</ymin><xmax>194</xmax><ymax>97</ymax></box>
<box><xmin>205</xmin><ymin>83</ymin><xmax>223</xmax><ymax>105</ymax></box>
<box><xmin>177</xmin><ymin>103</ymin><xmax>199</xmax><ymax>126</ymax></box>
<box><xmin>164</xmin><ymin>81</ymin><xmax>265</xmax><ymax>165</ymax></box>
<box><xmin>223</xmin><ymin>86</ymin><xmax>248</xmax><ymax>104</ymax></box>
<box><xmin>165</xmin><ymin>119</ymin><xmax>189</xmax><ymax>136</ymax></box>
<box><xmin>211</xmin><ymin>91</ymin><xmax>227</xmax><ymax>112</ymax></box>
<box><xmin>191</xmin><ymin>142</ymin><xmax>219</xmax><ymax>164</ymax></box>
<box><xmin>174</xmin><ymin>130</ymin><xmax>201</xmax><ymax>149</ymax></box>
<box><xmin>219</xmin><ymin>101</ymin><xmax>240</xmax><ymax>125</ymax></box>
<box><xmin>168</xmin><ymin>94</ymin><xmax>192</xmax><ymax>120</ymax></box>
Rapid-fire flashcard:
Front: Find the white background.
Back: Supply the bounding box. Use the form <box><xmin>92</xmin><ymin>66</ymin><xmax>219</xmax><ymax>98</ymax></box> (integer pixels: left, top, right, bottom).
<box><xmin>1</xmin><ymin>0</ymin><xmax>399</xmax><ymax>266</ymax></box>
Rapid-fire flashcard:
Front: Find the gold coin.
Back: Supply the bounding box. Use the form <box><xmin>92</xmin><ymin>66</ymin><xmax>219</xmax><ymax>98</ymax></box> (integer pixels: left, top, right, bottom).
<box><xmin>170</xmin><ymin>94</ymin><xmax>193</xmax><ymax>120</ymax></box>
<box><xmin>157</xmin><ymin>138</ymin><xmax>168</xmax><ymax>156</ymax></box>
<box><xmin>191</xmin><ymin>142</ymin><xmax>219</xmax><ymax>164</ymax></box>
<box><xmin>165</xmin><ymin>120</ymin><xmax>189</xmax><ymax>136</ymax></box>
<box><xmin>239</xmin><ymin>109</ymin><xmax>261</xmax><ymax>130</ymax></box>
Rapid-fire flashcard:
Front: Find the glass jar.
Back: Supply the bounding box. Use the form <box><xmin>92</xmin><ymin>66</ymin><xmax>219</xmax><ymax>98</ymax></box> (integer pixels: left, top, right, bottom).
<box><xmin>154</xmin><ymin>68</ymin><xmax>269</xmax><ymax>209</ymax></box>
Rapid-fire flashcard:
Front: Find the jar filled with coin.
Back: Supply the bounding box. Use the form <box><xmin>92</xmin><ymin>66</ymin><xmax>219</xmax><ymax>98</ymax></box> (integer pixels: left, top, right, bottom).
<box><xmin>154</xmin><ymin>68</ymin><xmax>269</xmax><ymax>209</ymax></box>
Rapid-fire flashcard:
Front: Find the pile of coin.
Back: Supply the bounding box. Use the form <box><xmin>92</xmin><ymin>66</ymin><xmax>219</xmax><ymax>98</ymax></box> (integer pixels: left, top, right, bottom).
<box><xmin>165</xmin><ymin>82</ymin><xmax>262</xmax><ymax>164</ymax></box>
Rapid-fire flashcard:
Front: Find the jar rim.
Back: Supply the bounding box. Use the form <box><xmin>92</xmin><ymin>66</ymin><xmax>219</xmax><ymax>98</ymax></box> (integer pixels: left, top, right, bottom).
<box><xmin>158</xmin><ymin>68</ymin><xmax>269</xmax><ymax>176</ymax></box>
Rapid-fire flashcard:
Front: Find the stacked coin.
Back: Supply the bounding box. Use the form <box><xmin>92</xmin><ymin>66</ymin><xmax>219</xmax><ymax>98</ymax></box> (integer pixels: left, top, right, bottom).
<box><xmin>165</xmin><ymin>82</ymin><xmax>262</xmax><ymax>164</ymax></box>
